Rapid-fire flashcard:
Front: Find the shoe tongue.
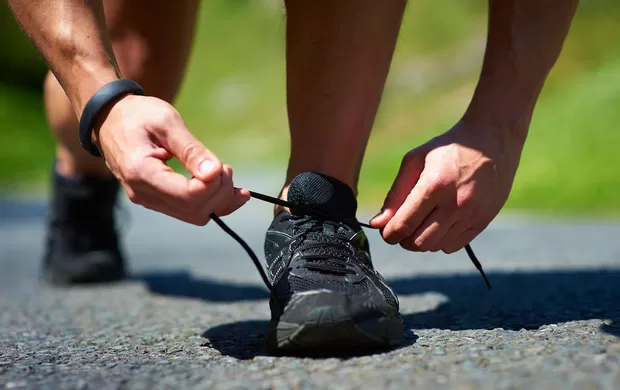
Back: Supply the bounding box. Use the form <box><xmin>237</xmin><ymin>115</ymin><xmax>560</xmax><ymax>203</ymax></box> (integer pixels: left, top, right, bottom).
<box><xmin>287</xmin><ymin>172</ymin><xmax>357</xmax><ymax>219</ymax></box>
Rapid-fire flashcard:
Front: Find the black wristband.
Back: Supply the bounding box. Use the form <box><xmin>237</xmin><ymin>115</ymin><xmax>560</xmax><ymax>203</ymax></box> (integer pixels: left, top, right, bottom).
<box><xmin>78</xmin><ymin>79</ymin><xmax>145</xmax><ymax>157</ymax></box>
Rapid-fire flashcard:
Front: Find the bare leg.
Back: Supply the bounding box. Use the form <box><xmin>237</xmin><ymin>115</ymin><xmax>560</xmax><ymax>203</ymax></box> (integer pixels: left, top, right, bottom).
<box><xmin>45</xmin><ymin>0</ymin><xmax>199</xmax><ymax>178</ymax></box>
<box><xmin>281</xmin><ymin>0</ymin><xmax>406</xmax><ymax>202</ymax></box>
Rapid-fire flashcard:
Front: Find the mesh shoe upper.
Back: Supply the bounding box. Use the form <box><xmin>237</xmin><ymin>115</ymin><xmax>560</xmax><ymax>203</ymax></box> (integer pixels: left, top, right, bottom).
<box><xmin>43</xmin><ymin>170</ymin><xmax>126</xmax><ymax>284</ymax></box>
<box><xmin>264</xmin><ymin>172</ymin><xmax>400</xmax><ymax>321</ymax></box>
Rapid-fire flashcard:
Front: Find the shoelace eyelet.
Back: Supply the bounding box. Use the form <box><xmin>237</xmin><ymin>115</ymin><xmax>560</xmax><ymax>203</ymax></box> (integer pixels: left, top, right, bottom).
<box><xmin>210</xmin><ymin>190</ymin><xmax>492</xmax><ymax>291</ymax></box>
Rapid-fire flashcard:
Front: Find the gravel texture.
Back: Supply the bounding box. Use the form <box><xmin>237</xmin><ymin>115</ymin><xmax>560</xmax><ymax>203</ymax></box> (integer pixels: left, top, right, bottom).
<box><xmin>1</xmin><ymin>171</ymin><xmax>620</xmax><ymax>389</ymax></box>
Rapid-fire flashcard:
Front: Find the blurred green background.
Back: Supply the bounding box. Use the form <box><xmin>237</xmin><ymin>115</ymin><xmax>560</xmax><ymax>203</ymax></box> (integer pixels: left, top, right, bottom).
<box><xmin>1</xmin><ymin>0</ymin><xmax>619</xmax><ymax>216</ymax></box>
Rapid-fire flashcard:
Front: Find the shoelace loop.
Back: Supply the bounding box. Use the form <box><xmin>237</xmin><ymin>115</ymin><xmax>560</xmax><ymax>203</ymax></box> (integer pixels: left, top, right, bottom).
<box><xmin>211</xmin><ymin>190</ymin><xmax>492</xmax><ymax>292</ymax></box>
<box><xmin>284</xmin><ymin>214</ymin><xmax>353</xmax><ymax>273</ymax></box>
<box><xmin>284</xmin><ymin>216</ymin><xmax>356</xmax><ymax>275</ymax></box>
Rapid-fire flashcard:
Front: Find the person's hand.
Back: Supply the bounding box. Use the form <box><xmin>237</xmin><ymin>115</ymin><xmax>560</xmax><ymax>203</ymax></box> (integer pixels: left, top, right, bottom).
<box><xmin>92</xmin><ymin>94</ymin><xmax>250</xmax><ymax>225</ymax></box>
<box><xmin>370</xmin><ymin>120</ymin><xmax>525</xmax><ymax>253</ymax></box>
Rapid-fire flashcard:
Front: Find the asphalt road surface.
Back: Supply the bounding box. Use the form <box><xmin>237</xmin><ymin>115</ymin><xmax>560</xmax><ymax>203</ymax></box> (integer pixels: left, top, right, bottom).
<box><xmin>1</xmin><ymin>172</ymin><xmax>620</xmax><ymax>389</ymax></box>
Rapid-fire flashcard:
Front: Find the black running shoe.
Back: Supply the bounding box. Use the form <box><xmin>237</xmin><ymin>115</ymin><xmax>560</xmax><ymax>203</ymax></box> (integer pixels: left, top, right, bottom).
<box><xmin>264</xmin><ymin>172</ymin><xmax>404</xmax><ymax>353</ymax></box>
<box><xmin>42</xmin><ymin>169</ymin><xmax>127</xmax><ymax>285</ymax></box>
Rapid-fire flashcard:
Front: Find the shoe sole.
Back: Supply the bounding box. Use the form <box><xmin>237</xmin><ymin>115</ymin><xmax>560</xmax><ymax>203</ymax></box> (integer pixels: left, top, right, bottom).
<box><xmin>266</xmin><ymin>304</ymin><xmax>404</xmax><ymax>355</ymax></box>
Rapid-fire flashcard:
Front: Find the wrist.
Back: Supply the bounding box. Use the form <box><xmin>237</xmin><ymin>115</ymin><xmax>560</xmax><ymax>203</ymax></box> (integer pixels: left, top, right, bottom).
<box><xmin>79</xmin><ymin>80</ymin><xmax>145</xmax><ymax>157</ymax></box>
<box><xmin>461</xmin><ymin>107</ymin><xmax>530</xmax><ymax>148</ymax></box>
<box><xmin>461</xmin><ymin>83</ymin><xmax>538</xmax><ymax>147</ymax></box>
<box><xmin>462</xmin><ymin>62</ymin><xmax>549</xmax><ymax>145</ymax></box>
<box><xmin>90</xmin><ymin>93</ymin><xmax>135</xmax><ymax>148</ymax></box>
<box><xmin>54</xmin><ymin>37</ymin><xmax>123</xmax><ymax>116</ymax></box>
<box><xmin>451</xmin><ymin>117</ymin><xmax>527</xmax><ymax>174</ymax></box>
<box><xmin>70</xmin><ymin>65</ymin><xmax>123</xmax><ymax>117</ymax></box>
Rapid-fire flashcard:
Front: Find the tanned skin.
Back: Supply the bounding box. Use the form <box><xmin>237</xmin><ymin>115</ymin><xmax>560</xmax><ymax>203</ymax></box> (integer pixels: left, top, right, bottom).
<box><xmin>8</xmin><ymin>0</ymin><xmax>578</xmax><ymax>253</ymax></box>
<box><xmin>371</xmin><ymin>0</ymin><xmax>579</xmax><ymax>254</ymax></box>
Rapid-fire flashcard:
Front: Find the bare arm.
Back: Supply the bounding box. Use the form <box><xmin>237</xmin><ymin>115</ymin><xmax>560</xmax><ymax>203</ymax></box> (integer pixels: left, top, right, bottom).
<box><xmin>463</xmin><ymin>0</ymin><xmax>579</xmax><ymax>142</ymax></box>
<box><xmin>8</xmin><ymin>0</ymin><xmax>121</xmax><ymax>116</ymax></box>
<box><xmin>7</xmin><ymin>0</ymin><xmax>250</xmax><ymax>225</ymax></box>
<box><xmin>373</xmin><ymin>0</ymin><xmax>579</xmax><ymax>253</ymax></box>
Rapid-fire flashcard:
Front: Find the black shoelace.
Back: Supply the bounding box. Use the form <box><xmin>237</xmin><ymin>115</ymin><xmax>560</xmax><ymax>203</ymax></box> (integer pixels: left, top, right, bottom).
<box><xmin>281</xmin><ymin>215</ymin><xmax>356</xmax><ymax>275</ymax></box>
<box><xmin>210</xmin><ymin>191</ymin><xmax>492</xmax><ymax>292</ymax></box>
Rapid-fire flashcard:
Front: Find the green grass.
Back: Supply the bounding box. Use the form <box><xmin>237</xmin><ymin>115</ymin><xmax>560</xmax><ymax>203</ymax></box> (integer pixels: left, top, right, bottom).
<box><xmin>0</xmin><ymin>83</ymin><xmax>55</xmax><ymax>192</ymax></box>
<box><xmin>1</xmin><ymin>0</ymin><xmax>620</xmax><ymax>217</ymax></box>
<box><xmin>358</xmin><ymin>1</ymin><xmax>620</xmax><ymax>216</ymax></box>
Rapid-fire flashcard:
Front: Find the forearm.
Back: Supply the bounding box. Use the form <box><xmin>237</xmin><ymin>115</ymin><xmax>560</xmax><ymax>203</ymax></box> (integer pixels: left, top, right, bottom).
<box><xmin>463</xmin><ymin>0</ymin><xmax>578</xmax><ymax>141</ymax></box>
<box><xmin>8</xmin><ymin>0</ymin><xmax>121</xmax><ymax>116</ymax></box>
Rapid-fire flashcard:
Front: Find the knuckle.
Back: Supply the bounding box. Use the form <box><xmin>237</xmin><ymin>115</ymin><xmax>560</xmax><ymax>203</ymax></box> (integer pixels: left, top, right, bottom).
<box><xmin>156</xmin><ymin>104</ymin><xmax>179</xmax><ymax>124</ymax></box>
<box><xmin>400</xmin><ymin>150</ymin><xmax>421</xmax><ymax>170</ymax></box>
<box><xmin>414</xmin><ymin>237</ymin><xmax>427</xmax><ymax>249</ymax></box>
<box><xmin>122</xmin><ymin>160</ymin><xmax>143</xmax><ymax>186</ymax></box>
<box><xmin>125</xmin><ymin>188</ymin><xmax>139</xmax><ymax>204</ymax></box>
<box><xmin>457</xmin><ymin>194</ymin><xmax>473</xmax><ymax>209</ymax></box>
<box><xmin>181</xmin><ymin>142</ymin><xmax>204</xmax><ymax>165</ymax></box>
<box><xmin>124</xmin><ymin>172</ymin><xmax>140</xmax><ymax>187</ymax></box>
<box><xmin>426</xmin><ymin>173</ymin><xmax>450</xmax><ymax>193</ymax></box>
<box><xmin>400</xmin><ymin>239</ymin><xmax>420</xmax><ymax>252</ymax></box>
<box><xmin>442</xmin><ymin>246</ymin><xmax>460</xmax><ymax>255</ymax></box>
<box><xmin>153</xmin><ymin>123</ymin><xmax>169</xmax><ymax>140</ymax></box>
<box><xmin>392</xmin><ymin>221</ymin><xmax>413</xmax><ymax>238</ymax></box>
<box><xmin>418</xmin><ymin>186</ymin><xmax>435</xmax><ymax>205</ymax></box>
<box><xmin>192</xmin><ymin>213</ymin><xmax>211</xmax><ymax>226</ymax></box>
<box><xmin>457</xmin><ymin>186</ymin><xmax>475</xmax><ymax>208</ymax></box>
<box><xmin>402</xmin><ymin>150</ymin><xmax>416</xmax><ymax>164</ymax></box>
<box><xmin>150</xmin><ymin>106</ymin><xmax>180</xmax><ymax>138</ymax></box>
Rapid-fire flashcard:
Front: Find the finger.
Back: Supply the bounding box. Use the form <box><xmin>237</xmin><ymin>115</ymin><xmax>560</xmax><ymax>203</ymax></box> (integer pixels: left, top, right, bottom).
<box><xmin>442</xmin><ymin>227</ymin><xmax>479</xmax><ymax>254</ymax></box>
<box><xmin>433</xmin><ymin>219</ymin><xmax>470</xmax><ymax>253</ymax></box>
<box><xmin>138</xmin><ymin>195</ymin><xmax>210</xmax><ymax>225</ymax></box>
<box><xmin>136</xmin><ymin>156</ymin><xmax>222</xmax><ymax>213</ymax></box>
<box><xmin>147</xmin><ymin>147</ymin><xmax>221</xmax><ymax>203</ymax></box>
<box><xmin>381</xmin><ymin>177</ymin><xmax>436</xmax><ymax>245</ymax></box>
<box><xmin>159</xmin><ymin>119</ymin><xmax>223</xmax><ymax>183</ymax></box>
<box><xmin>190</xmin><ymin>164</ymin><xmax>251</xmax><ymax>217</ymax></box>
<box><xmin>142</xmin><ymin>163</ymin><xmax>247</xmax><ymax>223</ymax></box>
<box><xmin>216</xmin><ymin>187</ymin><xmax>252</xmax><ymax>217</ymax></box>
<box><xmin>127</xmin><ymin>179</ymin><xmax>210</xmax><ymax>225</ymax></box>
<box><xmin>201</xmin><ymin>165</ymin><xmax>240</xmax><ymax>218</ymax></box>
<box><xmin>143</xmin><ymin>174</ymin><xmax>242</xmax><ymax>226</ymax></box>
<box><xmin>400</xmin><ymin>207</ymin><xmax>455</xmax><ymax>252</ymax></box>
<box><xmin>370</xmin><ymin>147</ymin><xmax>426</xmax><ymax>229</ymax></box>
<box><xmin>149</xmin><ymin>145</ymin><xmax>174</xmax><ymax>162</ymax></box>
<box><xmin>214</xmin><ymin>165</ymin><xmax>250</xmax><ymax>216</ymax></box>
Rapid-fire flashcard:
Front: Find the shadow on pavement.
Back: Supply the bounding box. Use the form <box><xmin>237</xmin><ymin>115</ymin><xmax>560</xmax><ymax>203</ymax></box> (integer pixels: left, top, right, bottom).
<box><xmin>201</xmin><ymin>320</ymin><xmax>270</xmax><ymax>360</ymax></box>
<box><xmin>137</xmin><ymin>268</ymin><xmax>620</xmax><ymax>358</ymax></box>
<box><xmin>390</xmin><ymin>269</ymin><xmax>620</xmax><ymax>337</ymax></box>
<box><xmin>201</xmin><ymin>320</ymin><xmax>419</xmax><ymax>360</ymax></box>
<box><xmin>133</xmin><ymin>271</ymin><xmax>269</xmax><ymax>303</ymax></box>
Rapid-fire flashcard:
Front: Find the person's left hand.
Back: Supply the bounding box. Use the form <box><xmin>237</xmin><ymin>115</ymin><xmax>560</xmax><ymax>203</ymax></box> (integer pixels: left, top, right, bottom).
<box><xmin>370</xmin><ymin>119</ymin><xmax>526</xmax><ymax>253</ymax></box>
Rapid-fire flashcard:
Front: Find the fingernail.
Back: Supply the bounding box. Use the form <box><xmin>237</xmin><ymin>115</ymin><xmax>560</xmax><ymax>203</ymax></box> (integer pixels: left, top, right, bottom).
<box><xmin>369</xmin><ymin>211</ymin><xmax>384</xmax><ymax>224</ymax></box>
<box><xmin>199</xmin><ymin>160</ymin><xmax>216</xmax><ymax>176</ymax></box>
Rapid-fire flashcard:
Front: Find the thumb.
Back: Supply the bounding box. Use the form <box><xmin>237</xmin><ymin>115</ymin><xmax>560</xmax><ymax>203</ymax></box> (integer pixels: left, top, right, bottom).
<box><xmin>163</xmin><ymin>125</ymin><xmax>223</xmax><ymax>183</ymax></box>
<box><xmin>370</xmin><ymin>147</ymin><xmax>426</xmax><ymax>228</ymax></box>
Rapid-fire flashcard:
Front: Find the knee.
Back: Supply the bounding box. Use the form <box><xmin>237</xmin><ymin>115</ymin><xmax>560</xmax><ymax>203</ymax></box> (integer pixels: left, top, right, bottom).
<box><xmin>44</xmin><ymin>71</ymin><xmax>77</xmax><ymax>134</ymax></box>
<box><xmin>114</xmin><ymin>40</ymin><xmax>187</xmax><ymax>104</ymax></box>
<box><xmin>43</xmin><ymin>38</ymin><xmax>187</xmax><ymax>130</ymax></box>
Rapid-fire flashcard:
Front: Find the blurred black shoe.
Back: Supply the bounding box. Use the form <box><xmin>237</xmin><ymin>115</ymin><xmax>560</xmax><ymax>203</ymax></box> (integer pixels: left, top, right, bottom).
<box><xmin>264</xmin><ymin>172</ymin><xmax>403</xmax><ymax>354</ymax></box>
<box><xmin>42</xmin><ymin>169</ymin><xmax>127</xmax><ymax>285</ymax></box>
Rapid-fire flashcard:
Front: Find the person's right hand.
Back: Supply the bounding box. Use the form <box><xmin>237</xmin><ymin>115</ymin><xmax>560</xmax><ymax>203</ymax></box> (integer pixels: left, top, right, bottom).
<box><xmin>91</xmin><ymin>94</ymin><xmax>250</xmax><ymax>225</ymax></box>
